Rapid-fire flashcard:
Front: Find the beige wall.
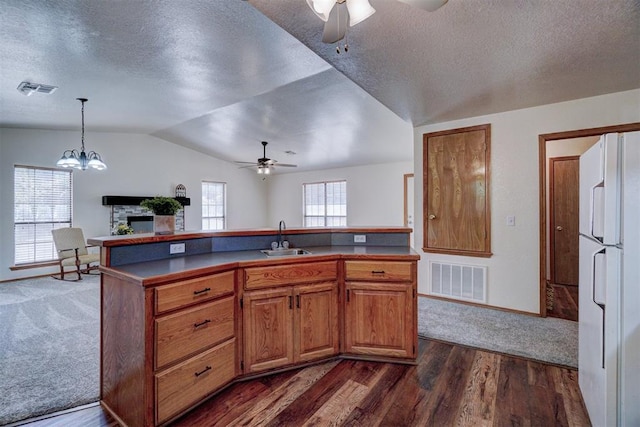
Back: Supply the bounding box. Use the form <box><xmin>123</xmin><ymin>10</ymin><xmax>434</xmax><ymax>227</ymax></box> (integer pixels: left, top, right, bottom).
<box><xmin>266</xmin><ymin>161</ymin><xmax>413</xmax><ymax>228</ymax></box>
<box><xmin>413</xmin><ymin>89</ymin><xmax>640</xmax><ymax>314</ymax></box>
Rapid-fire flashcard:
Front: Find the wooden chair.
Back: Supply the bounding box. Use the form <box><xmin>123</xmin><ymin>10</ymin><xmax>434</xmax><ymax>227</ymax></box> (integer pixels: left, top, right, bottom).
<box><xmin>51</xmin><ymin>227</ymin><xmax>100</xmax><ymax>281</ymax></box>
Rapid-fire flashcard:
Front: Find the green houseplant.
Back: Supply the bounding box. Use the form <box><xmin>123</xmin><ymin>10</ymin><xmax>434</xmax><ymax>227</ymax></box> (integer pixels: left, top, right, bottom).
<box><xmin>140</xmin><ymin>196</ymin><xmax>182</xmax><ymax>234</ymax></box>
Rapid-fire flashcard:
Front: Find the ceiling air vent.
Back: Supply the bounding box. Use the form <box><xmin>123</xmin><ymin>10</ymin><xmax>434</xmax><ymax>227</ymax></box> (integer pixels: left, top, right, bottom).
<box><xmin>17</xmin><ymin>81</ymin><xmax>58</xmax><ymax>96</ymax></box>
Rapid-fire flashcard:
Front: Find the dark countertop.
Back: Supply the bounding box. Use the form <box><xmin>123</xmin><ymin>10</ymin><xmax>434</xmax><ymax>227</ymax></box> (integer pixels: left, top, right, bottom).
<box><xmin>101</xmin><ymin>245</ymin><xmax>420</xmax><ymax>286</ymax></box>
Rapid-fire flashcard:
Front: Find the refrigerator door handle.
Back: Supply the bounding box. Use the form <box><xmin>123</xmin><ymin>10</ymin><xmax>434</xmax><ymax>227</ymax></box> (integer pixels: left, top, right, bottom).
<box><xmin>590</xmin><ymin>182</ymin><xmax>604</xmax><ymax>243</ymax></box>
<box><xmin>592</xmin><ymin>247</ymin><xmax>606</xmax><ymax>369</ymax></box>
<box><xmin>592</xmin><ymin>248</ymin><xmax>606</xmax><ymax>308</ymax></box>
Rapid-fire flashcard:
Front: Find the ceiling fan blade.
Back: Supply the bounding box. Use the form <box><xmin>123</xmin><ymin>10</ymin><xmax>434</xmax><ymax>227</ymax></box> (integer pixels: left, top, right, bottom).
<box><xmin>234</xmin><ymin>161</ymin><xmax>258</xmax><ymax>165</ymax></box>
<box><xmin>237</xmin><ymin>164</ymin><xmax>258</xmax><ymax>169</ymax></box>
<box><xmin>273</xmin><ymin>163</ymin><xmax>297</xmax><ymax>167</ymax></box>
<box><xmin>322</xmin><ymin>2</ymin><xmax>348</xmax><ymax>44</ymax></box>
<box><xmin>396</xmin><ymin>0</ymin><xmax>448</xmax><ymax>12</ymax></box>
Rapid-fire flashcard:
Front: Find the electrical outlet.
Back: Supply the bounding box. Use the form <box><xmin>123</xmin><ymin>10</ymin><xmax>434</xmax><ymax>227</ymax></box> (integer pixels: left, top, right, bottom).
<box><xmin>354</xmin><ymin>235</ymin><xmax>367</xmax><ymax>243</ymax></box>
<box><xmin>169</xmin><ymin>243</ymin><xmax>185</xmax><ymax>254</ymax></box>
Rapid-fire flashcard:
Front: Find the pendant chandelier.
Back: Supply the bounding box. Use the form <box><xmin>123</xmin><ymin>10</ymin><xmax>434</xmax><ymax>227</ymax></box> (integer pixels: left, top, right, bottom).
<box><xmin>56</xmin><ymin>98</ymin><xmax>107</xmax><ymax>171</ymax></box>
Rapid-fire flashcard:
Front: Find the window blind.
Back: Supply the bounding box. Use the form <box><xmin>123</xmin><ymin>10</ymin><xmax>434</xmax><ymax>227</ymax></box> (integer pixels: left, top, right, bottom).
<box><xmin>303</xmin><ymin>180</ymin><xmax>347</xmax><ymax>227</ymax></box>
<box><xmin>14</xmin><ymin>166</ymin><xmax>73</xmax><ymax>264</ymax></box>
<box><xmin>202</xmin><ymin>181</ymin><xmax>226</xmax><ymax>230</ymax></box>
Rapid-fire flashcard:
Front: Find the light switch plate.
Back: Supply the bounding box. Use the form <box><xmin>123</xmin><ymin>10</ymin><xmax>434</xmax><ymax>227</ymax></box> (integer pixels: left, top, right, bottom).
<box><xmin>170</xmin><ymin>243</ymin><xmax>185</xmax><ymax>254</ymax></box>
<box><xmin>354</xmin><ymin>235</ymin><xmax>367</xmax><ymax>243</ymax></box>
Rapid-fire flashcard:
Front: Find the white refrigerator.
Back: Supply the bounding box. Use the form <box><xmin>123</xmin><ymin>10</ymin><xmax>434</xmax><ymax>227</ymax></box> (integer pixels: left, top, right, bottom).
<box><xmin>578</xmin><ymin>131</ymin><xmax>640</xmax><ymax>427</ymax></box>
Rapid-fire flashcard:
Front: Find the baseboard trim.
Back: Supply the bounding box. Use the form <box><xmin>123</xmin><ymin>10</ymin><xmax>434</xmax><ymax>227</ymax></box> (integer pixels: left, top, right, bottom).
<box><xmin>5</xmin><ymin>401</ymin><xmax>100</xmax><ymax>426</ymax></box>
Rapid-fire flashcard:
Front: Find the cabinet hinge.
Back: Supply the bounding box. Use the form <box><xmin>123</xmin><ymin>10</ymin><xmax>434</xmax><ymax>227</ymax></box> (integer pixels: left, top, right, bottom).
<box><xmin>239</xmin><ymin>298</ymin><xmax>243</xmax><ymax>309</ymax></box>
<box><xmin>240</xmin><ymin>361</ymin><xmax>244</xmax><ymax>371</ymax></box>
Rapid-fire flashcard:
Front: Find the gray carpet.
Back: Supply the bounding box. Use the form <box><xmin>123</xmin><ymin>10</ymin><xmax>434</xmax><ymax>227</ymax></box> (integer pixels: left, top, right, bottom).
<box><xmin>0</xmin><ymin>275</ymin><xmax>100</xmax><ymax>426</ymax></box>
<box><xmin>418</xmin><ymin>296</ymin><xmax>578</xmax><ymax>368</ymax></box>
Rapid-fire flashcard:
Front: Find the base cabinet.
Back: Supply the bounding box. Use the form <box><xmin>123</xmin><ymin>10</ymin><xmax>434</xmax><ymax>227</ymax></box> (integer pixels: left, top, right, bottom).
<box><xmin>344</xmin><ymin>260</ymin><xmax>416</xmax><ymax>359</ymax></box>
<box><xmin>344</xmin><ymin>282</ymin><xmax>415</xmax><ymax>358</ymax></box>
<box><xmin>243</xmin><ymin>281</ymin><xmax>339</xmax><ymax>374</ymax></box>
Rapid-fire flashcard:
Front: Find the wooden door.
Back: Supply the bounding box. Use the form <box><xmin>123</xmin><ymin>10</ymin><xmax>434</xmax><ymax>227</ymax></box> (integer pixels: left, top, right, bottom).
<box><xmin>549</xmin><ymin>156</ymin><xmax>580</xmax><ymax>286</ymax></box>
<box><xmin>344</xmin><ymin>282</ymin><xmax>414</xmax><ymax>358</ymax></box>
<box><xmin>423</xmin><ymin>124</ymin><xmax>491</xmax><ymax>257</ymax></box>
<box><xmin>243</xmin><ymin>288</ymin><xmax>293</xmax><ymax>373</ymax></box>
<box><xmin>294</xmin><ymin>282</ymin><xmax>339</xmax><ymax>362</ymax></box>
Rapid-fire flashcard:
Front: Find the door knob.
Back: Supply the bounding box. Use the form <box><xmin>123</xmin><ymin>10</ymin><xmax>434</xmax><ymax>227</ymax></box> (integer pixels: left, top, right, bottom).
<box><xmin>556</xmin><ymin>226</ymin><xmax>563</xmax><ymax>231</ymax></box>
<box><xmin>428</xmin><ymin>214</ymin><xmax>436</xmax><ymax>220</ymax></box>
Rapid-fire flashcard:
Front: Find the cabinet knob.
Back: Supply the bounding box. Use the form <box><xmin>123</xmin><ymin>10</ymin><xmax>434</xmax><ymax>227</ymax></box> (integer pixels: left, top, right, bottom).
<box><xmin>428</xmin><ymin>214</ymin><xmax>436</xmax><ymax>220</ymax></box>
<box><xmin>556</xmin><ymin>226</ymin><xmax>563</xmax><ymax>231</ymax></box>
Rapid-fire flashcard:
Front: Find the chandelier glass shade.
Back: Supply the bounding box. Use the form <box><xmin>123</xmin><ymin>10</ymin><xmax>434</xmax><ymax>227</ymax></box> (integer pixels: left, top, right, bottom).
<box><xmin>56</xmin><ymin>98</ymin><xmax>107</xmax><ymax>171</ymax></box>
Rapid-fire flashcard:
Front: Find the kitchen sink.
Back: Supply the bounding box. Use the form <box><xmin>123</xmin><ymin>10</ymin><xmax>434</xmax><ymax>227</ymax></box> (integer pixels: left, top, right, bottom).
<box><xmin>260</xmin><ymin>248</ymin><xmax>312</xmax><ymax>257</ymax></box>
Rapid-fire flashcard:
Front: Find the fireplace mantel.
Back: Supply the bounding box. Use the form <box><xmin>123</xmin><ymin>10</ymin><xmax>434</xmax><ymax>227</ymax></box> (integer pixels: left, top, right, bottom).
<box><xmin>102</xmin><ymin>196</ymin><xmax>190</xmax><ymax>206</ymax></box>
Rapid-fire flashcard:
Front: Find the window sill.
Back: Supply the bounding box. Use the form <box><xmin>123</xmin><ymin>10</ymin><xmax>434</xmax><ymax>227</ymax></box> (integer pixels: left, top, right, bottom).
<box><xmin>10</xmin><ymin>261</ymin><xmax>58</xmax><ymax>271</ymax></box>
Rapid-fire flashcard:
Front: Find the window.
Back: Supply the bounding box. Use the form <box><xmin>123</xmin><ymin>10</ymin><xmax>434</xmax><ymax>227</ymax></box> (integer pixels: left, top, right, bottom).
<box><xmin>14</xmin><ymin>165</ymin><xmax>73</xmax><ymax>264</ymax></box>
<box><xmin>303</xmin><ymin>180</ymin><xmax>347</xmax><ymax>227</ymax></box>
<box><xmin>202</xmin><ymin>181</ymin><xmax>226</xmax><ymax>230</ymax></box>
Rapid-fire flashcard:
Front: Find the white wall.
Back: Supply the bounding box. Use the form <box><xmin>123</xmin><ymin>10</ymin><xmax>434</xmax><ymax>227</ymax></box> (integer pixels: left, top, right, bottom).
<box><xmin>0</xmin><ymin>128</ymin><xmax>268</xmax><ymax>281</ymax></box>
<box><xmin>413</xmin><ymin>89</ymin><xmax>640</xmax><ymax>314</ymax></box>
<box><xmin>266</xmin><ymin>161</ymin><xmax>413</xmax><ymax>228</ymax></box>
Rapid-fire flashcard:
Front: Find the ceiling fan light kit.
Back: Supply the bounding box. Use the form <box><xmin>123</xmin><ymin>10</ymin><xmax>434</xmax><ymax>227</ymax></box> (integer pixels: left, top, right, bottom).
<box><xmin>310</xmin><ymin>0</ymin><xmax>448</xmax><ymax>46</ymax></box>
<box><xmin>234</xmin><ymin>141</ymin><xmax>297</xmax><ymax>175</ymax></box>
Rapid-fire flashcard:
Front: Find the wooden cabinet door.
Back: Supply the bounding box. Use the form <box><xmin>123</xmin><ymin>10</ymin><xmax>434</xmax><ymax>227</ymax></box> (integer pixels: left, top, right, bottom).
<box><xmin>344</xmin><ymin>282</ymin><xmax>415</xmax><ymax>358</ymax></box>
<box><xmin>243</xmin><ymin>288</ymin><xmax>294</xmax><ymax>373</ymax></box>
<box><xmin>423</xmin><ymin>124</ymin><xmax>491</xmax><ymax>257</ymax></box>
<box><xmin>294</xmin><ymin>282</ymin><xmax>339</xmax><ymax>363</ymax></box>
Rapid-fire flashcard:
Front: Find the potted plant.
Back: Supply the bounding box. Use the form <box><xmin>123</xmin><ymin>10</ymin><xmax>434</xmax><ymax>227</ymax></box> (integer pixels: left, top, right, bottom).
<box><xmin>140</xmin><ymin>196</ymin><xmax>183</xmax><ymax>235</ymax></box>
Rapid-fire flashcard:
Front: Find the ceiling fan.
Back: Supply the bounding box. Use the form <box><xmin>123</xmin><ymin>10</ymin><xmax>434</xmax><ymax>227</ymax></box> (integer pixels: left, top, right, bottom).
<box><xmin>307</xmin><ymin>0</ymin><xmax>448</xmax><ymax>44</ymax></box>
<box><xmin>234</xmin><ymin>141</ymin><xmax>297</xmax><ymax>175</ymax></box>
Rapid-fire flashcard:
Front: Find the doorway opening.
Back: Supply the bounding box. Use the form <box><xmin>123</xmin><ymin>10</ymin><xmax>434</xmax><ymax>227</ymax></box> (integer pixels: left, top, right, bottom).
<box><xmin>538</xmin><ymin>122</ymin><xmax>640</xmax><ymax>318</ymax></box>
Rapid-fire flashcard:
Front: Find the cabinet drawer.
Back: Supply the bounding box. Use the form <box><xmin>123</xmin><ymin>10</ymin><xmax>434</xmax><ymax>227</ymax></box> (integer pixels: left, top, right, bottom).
<box><xmin>245</xmin><ymin>261</ymin><xmax>337</xmax><ymax>290</ymax></box>
<box><xmin>155</xmin><ymin>270</ymin><xmax>235</xmax><ymax>314</ymax></box>
<box><xmin>344</xmin><ymin>261</ymin><xmax>413</xmax><ymax>282</ymax></box>
<box><xmin>155</xmin><ymin>296</ymin><xmax>234</xmax><ymax>369</ymax></box>
<box><xmin>156</xmin><ymin>338</ymin><xmax>235</xmax><ymax>425</ymax></box>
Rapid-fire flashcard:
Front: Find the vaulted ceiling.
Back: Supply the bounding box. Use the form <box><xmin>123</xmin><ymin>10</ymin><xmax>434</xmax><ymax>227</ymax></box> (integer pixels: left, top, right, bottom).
<box><xmin>1</xmin><ymin>0</ymin><xmax>638</xmax><ymax>172</ymax></box>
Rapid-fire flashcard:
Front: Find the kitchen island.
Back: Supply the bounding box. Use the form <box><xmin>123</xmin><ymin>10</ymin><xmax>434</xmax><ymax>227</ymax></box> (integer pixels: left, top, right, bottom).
<box><xmin>89</xmin><ymin>227</ymin><xmax>419</xmax><ymax>427</ymax></box>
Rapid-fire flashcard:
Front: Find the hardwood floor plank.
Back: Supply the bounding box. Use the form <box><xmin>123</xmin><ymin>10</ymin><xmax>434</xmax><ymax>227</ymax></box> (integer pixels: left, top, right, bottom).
<box><xmin>551</xmin><ymin>367</ymin><xmax>592</xmax><ymax>427</ymax></box>
<box><xmin>264</xmin><ymin>360</ymin><xmax>378</xmax><ymax>426</ymax></box>
<box><xmin>301</xmin><ymin>379</ymin><xmax>369</xmax><ymax>426</ymax></box>
<box><xmin>423</xmin><ymin>345</ymin><xmax>476</xmax><ymax>426</ymax></box>
<box><xmin>495</xmin><ymin>356</ymin><xmax>531</xmax><ymax>426</ymax></box>
<box><xmin>527</xmin><ymin>361</ymin><xmax>560</xmax><ymax>426</ymax></box>
<box><xmin>454</xmin><ymin>350</ymin><xmax>500</xmax><ymax>426</ymax></box>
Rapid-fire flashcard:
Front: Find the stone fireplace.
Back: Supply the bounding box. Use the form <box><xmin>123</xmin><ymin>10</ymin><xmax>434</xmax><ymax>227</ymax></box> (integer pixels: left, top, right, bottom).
<box><xmin>102</xmin><ymin>196</ymin><xmax>190</xmax><ymax>234</ymax></box>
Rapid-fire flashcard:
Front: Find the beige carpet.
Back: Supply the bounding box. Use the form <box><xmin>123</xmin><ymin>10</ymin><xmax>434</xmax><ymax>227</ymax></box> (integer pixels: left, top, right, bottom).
<box><xmin>0</xmin><ymin>275</ymin><xmax>100</xmax><ymax>425</ymax></box>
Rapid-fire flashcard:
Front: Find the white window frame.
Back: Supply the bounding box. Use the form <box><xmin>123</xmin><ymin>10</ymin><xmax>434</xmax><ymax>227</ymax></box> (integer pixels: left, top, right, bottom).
<box><xmin>303</xmin><ymin>180</ymin><xmax>347</xmax><ymax>227</ymax></box>
<box><xmin>202</xmin><ymin>181</ymin><xmax>226</xmax><ymax>230</ymax></box>
<box><xmin>14</xmin><ymin>165</ymin><xmax>73</xmax><ymax>265</ymax></box>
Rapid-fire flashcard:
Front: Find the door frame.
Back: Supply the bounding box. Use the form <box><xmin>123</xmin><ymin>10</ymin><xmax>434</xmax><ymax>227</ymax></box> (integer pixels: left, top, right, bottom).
<box><xmin>548</xmin><ymin>155</ymin><xmax>580</xmax><ymax>286</ymax></box>
<box><xmin>538</xmin><ymin>122</ymin><xmax>640</xmax><ymax>316</ymax></box>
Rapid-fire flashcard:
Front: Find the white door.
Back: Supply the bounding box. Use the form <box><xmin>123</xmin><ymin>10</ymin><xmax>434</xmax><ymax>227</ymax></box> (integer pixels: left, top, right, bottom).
<box><xmin>578</xmin><ymin>236</ymin><xmax>620</xmax><ymax>426</ymax></box>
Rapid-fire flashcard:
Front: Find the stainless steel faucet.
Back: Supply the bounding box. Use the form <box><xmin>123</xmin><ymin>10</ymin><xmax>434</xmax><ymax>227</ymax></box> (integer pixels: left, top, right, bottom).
<box><xmin>278</xmin><ymin>220</ymin><xmax>287</xmax><ymax>248</ymax></box>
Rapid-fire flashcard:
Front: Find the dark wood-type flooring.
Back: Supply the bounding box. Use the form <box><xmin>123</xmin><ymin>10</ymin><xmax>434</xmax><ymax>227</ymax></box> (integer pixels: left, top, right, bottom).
<box><xmin>548</xmin><ymin>283</ymin><xmax>579</xmax><ymax>322</ymax></box>
<box><xmin>22</xmin><ymin>338</ymin><xmax>590</xmax><ymax>427</ymax></box>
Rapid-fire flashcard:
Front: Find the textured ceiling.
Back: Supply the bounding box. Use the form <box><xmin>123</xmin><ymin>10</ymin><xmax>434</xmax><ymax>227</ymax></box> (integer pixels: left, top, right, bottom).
<box><xmin>1</xmin><ymin>0</ymin><xmax>639</xmax><ymax>172</ymax></box>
